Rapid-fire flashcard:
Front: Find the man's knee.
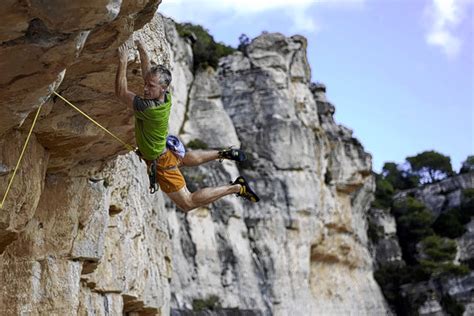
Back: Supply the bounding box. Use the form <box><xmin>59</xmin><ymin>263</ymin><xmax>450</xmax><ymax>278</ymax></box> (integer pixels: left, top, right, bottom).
<box><xmin>182</xmin><ymin>151</ymin><xmax>199</xmax><ymax>166</ymax></box>
<box><xmin>167</xmin><ymin>189</ymin><xmax>195</xmax><ymax>212</ymax></box>
<box><xmin>178</xmin><ymin>199</ymin><xmax>195</xmax><ymax>212</ymax></box>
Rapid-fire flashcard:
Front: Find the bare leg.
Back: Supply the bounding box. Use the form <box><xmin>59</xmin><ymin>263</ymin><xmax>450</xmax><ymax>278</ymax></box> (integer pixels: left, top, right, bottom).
<box><xmin>166</xmin><ymin>184</ymin><xmax>240</xmax><ymax>212</ymax></box>
<box><xmin>181</xmin><ymin>150</ymin><xmax>219</xmax><ymax>167</ymax></box>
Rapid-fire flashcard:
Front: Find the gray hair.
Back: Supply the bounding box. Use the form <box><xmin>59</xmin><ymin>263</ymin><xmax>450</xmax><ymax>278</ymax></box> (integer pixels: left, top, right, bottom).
<box><xmin>150</xmin><ymin>65</ymin><xmax>172</xmax><ymax>87</ymax></box>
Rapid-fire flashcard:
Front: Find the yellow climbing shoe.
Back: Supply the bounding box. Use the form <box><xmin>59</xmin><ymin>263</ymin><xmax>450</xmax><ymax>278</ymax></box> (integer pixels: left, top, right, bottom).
<box><xmin>232</xmin><ymin>176</ymin><xmax>260</xmax><ymax>202</ymax></box>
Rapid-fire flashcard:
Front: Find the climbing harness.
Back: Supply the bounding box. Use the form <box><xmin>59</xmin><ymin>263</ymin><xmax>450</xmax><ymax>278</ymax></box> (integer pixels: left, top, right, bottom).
<box><xmin>135</xmin><ymin>148</ymin><xmax>159</xmax><ymax>194</ymax></box>
<box><xmin>148</xmin><ymin>159</ymin><xmax>158</xmax><ymax>194</ymax></box>
<box><xmin>137</xmin><ymin>135</ymin><xmax>185</xmax><ymax>194</ymax></box>
<box><xmin>0</xmin><ymin>91</ymin><xmax>135</xmax><ymax>209</ymax></box>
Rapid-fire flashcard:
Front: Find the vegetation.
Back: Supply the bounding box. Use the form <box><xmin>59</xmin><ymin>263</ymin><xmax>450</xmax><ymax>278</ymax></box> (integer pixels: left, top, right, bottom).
<box><xmin>175</xmin><ymin>22</ymin><xmax>235</xmax><ymax>71</ymax></box>
<box><xmin>372</xmin><ymin>174</ymin><xmax>394</xmax><ymax>210</ymax></box>
<box><xmin>237</xmin><ymin>33</ymin><xmax>251</xmax><ymax>52</ymax></box>
<box><xmin>432</xmin><ymin>207</ymin><xmax>467</xmax><ymax>239</ymax></box>
<box><xmin>368</xmin><ymin>220</ymin><xmax>384</xmax><ymax>243</ymax></box>
<box><xmin>382</xmin><ymin>162</ymin><xmax>419</xmax><ymax>191</ymax></box>
<box><xmin>392</xmin><ymin>197</ymin><xmax>434</xmax><ymax>264</ymax></box>
<box><xmin>374</xmin><ymin>264</ymin><xmax>432</xmax><ymax>315</ymax></box>
<box><xmin>462</xmin><ymin>188</ymin><xmax>474</xmax><ymax>210</ymax></box>
<box><xmin>463</xmin><ymin>258</ymin><xmax>474</xmax><ymax>270</ymax></box>
<box><xmin>441</xmin><ymin>295</ymin><xmax>465</xmax><ymax>316</ymax></box>
<box><xmin>406</xmin><ymin>151</ymin><xmax>454</xmax><ymax>184</ymax></box>
<box><xmin>460</xmin><ymin>155</ymin><xmax>474</xmax><ymax>174</ymax></box>
<box><xmin>374</xmin><ymin>264</ymin><xmax>405</xmax><ymax>313</ymax></box>
<box><xmin>371</xmin><ymin>152</ymin><xmax>473</xmax><ymax>314</ymax></box>
<box><xmin>187</xmin><ymin>138</ymin><xmax>209</xmax><ymax>150</ymax></box>
<box><xmin>429</xmin><ymin>189</ymin><xmax>474</xmax><ymax>239</ymax></box>
<box><xmin>420</xmin><ymin>235</ymin><xmax>456</xmax><ymax>261</ymax></box>
<box><xmin>192</xmin><ymin>295</ymin><xmax>221</xmax><ymax>311</ymax></box>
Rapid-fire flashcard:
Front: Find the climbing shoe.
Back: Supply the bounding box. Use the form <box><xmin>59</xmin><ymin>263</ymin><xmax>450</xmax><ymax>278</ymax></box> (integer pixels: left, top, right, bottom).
<box><xmin>232</xmin><ymin>176</ymin><xmax>260</xmax><ymax>202</ymax></box>
<box><xmin>218</xmin><ymin>147</ymin><xmax>246</xmax><ymax>163</ymax></box>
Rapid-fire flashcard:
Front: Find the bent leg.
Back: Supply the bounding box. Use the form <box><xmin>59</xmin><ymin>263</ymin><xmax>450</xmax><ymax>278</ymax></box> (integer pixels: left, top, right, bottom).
<box><xmin>167</xmin><ymin>184</ymin><xmax>240</xmax><ymax>212</ymax></box>
<box><xmin>181</xmin><ymin>150</ymin><xmax>219</xmax><ymax>167</ymax></box>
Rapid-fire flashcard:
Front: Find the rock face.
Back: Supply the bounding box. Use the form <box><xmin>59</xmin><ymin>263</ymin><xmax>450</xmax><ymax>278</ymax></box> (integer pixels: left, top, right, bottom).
<box><xmin>395</xmin><ymin>173</ymin><xmax>474</xmax><ymax>217</ymax></box>
<box><xmin>1</xmin><ymin>1</ymin><xmax>173</xmax><ymax>314</ymax></box>
<box><xmin>368</xmin><ymin>208</ymin><xmax>403</xmax><ymax>267</ymax></box>
<box><xmin>168</xmin><ymin>31</ymin><xmax>389</xmax><ymax>315</ymax></box>
<box><xmin>371</xmin><ymin>173</ymin><xmax>474</xmax><ymax>315</ymax></box>
<box><xmin>1</xmin><ymin>3</ymin><xmax>390</xmax><ymax>315</ymax></box>
<box><xmin>0</xmin><ymin>153</ymin><xmax>172</xmax><ymax>314</ymax></box>
<box><xmin>394</xmin><ymin>173</ymin><xmax>474</xmax><ymax>266</ymax></box>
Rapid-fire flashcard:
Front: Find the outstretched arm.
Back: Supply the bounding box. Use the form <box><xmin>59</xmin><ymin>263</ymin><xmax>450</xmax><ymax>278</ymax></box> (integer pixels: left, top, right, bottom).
<box><xmin>136</xmin><ymin>39</ymin><xmax>151</xmax><ymax>81</ymax></box>
<box><xmin>115</xmin><ymin>44</ymin><xmax>136</xmax><ymax>107</ymax></box>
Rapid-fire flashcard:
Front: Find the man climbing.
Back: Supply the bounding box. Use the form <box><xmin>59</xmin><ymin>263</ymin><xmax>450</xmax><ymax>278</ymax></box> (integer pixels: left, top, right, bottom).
<box><xmin>115</xmin><ymin>40</ymin><xmax>259</xmax><ymax>212</ymax></box>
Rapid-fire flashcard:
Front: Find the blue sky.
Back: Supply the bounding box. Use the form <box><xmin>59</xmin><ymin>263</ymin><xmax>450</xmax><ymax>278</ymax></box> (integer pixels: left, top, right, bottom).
<box><xmin>160</xmin><ymin>0</ymin><xmax>474</xmax><ymax>172</ymax></box>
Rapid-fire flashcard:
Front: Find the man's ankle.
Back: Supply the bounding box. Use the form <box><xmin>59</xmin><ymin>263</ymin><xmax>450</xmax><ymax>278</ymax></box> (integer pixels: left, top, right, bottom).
<box><xmin>231</xmin><ymin>184</ymin><xmax>241</xmax><ymax>194</ymax></box>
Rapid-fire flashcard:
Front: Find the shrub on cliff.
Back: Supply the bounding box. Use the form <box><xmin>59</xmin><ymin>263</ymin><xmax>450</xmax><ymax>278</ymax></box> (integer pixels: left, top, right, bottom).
<box><xmin>433</xmin><ymin>190</ymin><xmax>474</xmax><ymax>238</ymax></box>
<box><xmin>175</xmin><ymin>22</ymin><xmax>235</xmax><ymax>71</ymax></box>
<box><xmin>461</xmin><ymin>188</ymin><xmax>474</xmax><ymax>211</ymax></box>
<box><xmin>186</xmin><ymin>138</ymin><xmax>208</xmax><ymax>150</ymax></box>
<box><xmin>374</xmin><ymin>264</ymin><xmax>405</xmax><ymax>312</ymax></box>
<box><xmin>441</xmin><ymin>295</ymin><xmax>465</xmax><ymax>316</ymax></box>
<box><xmin>374</xmin><ymin>264</ymin><xmax>431</xmax><ymax>314</ymax></box>
<box><xmin>419</xmin><ymin>235</ymin><xmax>456</xmax><ymax>262</ymax></box>
<box><xmin>192</xmin><ymin>295</ymin><xmax>221</xmax><ymax>311</ymax></box>
<box><xmin>460</xmin><ymin>155</ymin><xmax>474</xmax><ymax>174</ymax></box>
<box><xmin>382</xmin><ymin>162</ymin><xmax>419</xmax><ymax>191</ymax></box>
<box><xmin>372</xmin><ymin>174</ymin><xmax>395</xmax><ymax>210</ymax></box>
<box><xmin>392</xmin><ymin>197</ymin><xmax>434</xmax><ymax>264</ymax></box>
<box><xmin>432</xmin><ymin>207</ymin><xmax>467</xmax><ymax>238</ymax></box>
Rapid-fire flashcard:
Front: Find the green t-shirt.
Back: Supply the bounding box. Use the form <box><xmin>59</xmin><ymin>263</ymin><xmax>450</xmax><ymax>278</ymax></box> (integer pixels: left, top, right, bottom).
<box><xmin>133</xmin><ymin>93</ymin><xmax>172</xmax><ymax>160</ymax></box>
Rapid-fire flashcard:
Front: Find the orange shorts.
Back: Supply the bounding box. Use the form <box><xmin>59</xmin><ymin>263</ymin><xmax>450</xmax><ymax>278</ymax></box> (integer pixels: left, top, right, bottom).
<box><xmin>155</xmin><ymin>150</ymin><xmax>186</xmax><ymax>193</ymax></box>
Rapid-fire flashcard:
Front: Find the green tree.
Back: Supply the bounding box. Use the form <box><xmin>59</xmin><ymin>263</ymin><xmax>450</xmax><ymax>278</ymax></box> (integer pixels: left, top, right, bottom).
<box><xmin>382</xmin><ymin>162</ymin><xmax>419</xmax><ymax>190</ymax></box>
<box><xmin>372</xmin><ymin>173</ymin><xmax>395</xmax><ymax>209</ymax></box>
<box><xmin>238</xmin><ymin>33</ymin><xmax>251</xmax><ymax>52</ymax></box>
<box><xmin>441</xmin><ymin>295</ymin><xmax>465</xmax><ymax>316</ymax></box>
<box><xmin>407</xmin><ymin>151</ymin><xmax>453</xmax><ymax>184</ymax></box>
<box><xmin>461</xmin><ymin>188</ymin><xmax>474</xmax><ymax>214</ymax></box>
<box><xmin>432</xmin><ymin>208</ymin><xmax>467</xmax><ymax>239</ymax></box>
<box><xmin>175</xmin><ymin>22</ymin><xmax>235</xmax><ymax>71</ymax></box>
<box><xmin>419</xmin><ymin>235</ymin><xmax>469</xmax><ymax>277</ymax></box>
<box><xmin>460</xmin><ymin>155</ymin><xmax>474</xmax><ymax>173</ymax></box>
<box><xmin>392</xmin><ymin>197</ymin><xmax>434</xmax><ymax>264</ymax></box>
<box><xmin>420</xmin><ymin>235</ymin><xmax>456</xmax><ymax>262</ymax></box>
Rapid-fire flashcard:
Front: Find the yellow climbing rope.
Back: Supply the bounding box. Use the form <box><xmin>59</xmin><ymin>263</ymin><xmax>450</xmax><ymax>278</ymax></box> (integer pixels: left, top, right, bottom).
<box><xmin>52</xmin><ymin>91</ymin><xmax>135</xmax><ymax>152</ymax></box>
<box><xmin>0</xmin><ymin>91</ymin><xmax>135</xmax><ymax>209</ymax></box>
<box><xmin>0</xmin><ymin>104</ymin><xmax>43</xmax><ymax>209</ymax></box>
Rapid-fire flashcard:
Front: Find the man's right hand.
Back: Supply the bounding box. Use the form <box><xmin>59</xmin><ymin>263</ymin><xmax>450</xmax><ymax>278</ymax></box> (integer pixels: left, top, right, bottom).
<box><xmin>118</xmin><ymin>44</ymin><xmax>129</xmax><ymax>64</ymax></box>
<box><xmin>135</xmin><ymin>38</ymin><xmax>151</xmax><ymax>81</ymax></box>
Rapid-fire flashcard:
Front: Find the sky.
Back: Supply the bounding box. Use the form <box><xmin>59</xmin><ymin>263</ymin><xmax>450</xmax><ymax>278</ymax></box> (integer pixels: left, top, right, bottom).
<box><xmin>160</xmin><ymin>0</ymin><xmax>474</xmax><ymax>173</ymax></box>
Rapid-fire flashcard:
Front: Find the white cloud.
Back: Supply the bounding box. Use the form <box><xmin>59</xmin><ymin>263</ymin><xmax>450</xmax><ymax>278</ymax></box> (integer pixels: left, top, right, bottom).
<box><xmin>289</xmin><ymin>8</ymin><xmax>320</xmax><ymax>33</ymax></box>
<box><xmin>163</xmin><ymin>0</ymin><xmax>364</xmax><ymax>14</ymax></box>
<box><xmin>423</xmin><ymin>0</ymin><xmax>473</xmax><ymax>59</ymax></box>
<box><xmin>161</xmin><ymin>0</ymin><xmax>365</xmax><ymax>34</ymax></box>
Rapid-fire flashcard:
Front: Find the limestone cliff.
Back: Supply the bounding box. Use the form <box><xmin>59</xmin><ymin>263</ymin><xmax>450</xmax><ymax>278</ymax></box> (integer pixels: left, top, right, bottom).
<box><xmin>167</xmin><ymin>25</ymin><xmax>389</xmax><ymax>315</ymax></box>
<box><xmin>1</xmin><ymin>3</ymin><xmax>390</xmax><ymax>315</ymax></box>
<box><xmin>1</xmin><ymin>1</ymin><xmax>172</xmax><ymax>314</ymax></box>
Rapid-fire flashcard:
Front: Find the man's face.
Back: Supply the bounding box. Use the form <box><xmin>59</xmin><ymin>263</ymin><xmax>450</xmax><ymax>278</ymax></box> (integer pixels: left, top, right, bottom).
<box><xmin>144</xmin><ymin>73</ymin><xmax>164</xmax><ymax>100</ymax></box>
